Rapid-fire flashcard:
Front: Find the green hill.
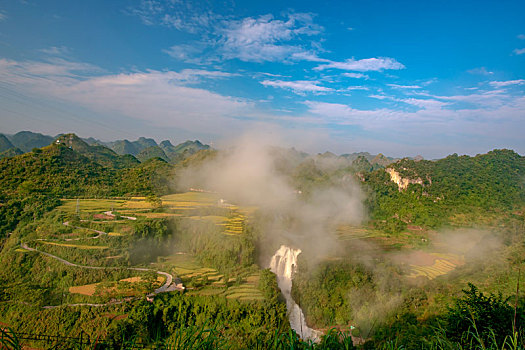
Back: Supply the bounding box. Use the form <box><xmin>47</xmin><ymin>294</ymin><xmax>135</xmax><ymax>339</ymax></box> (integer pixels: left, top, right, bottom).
<box><xmin>0</xmin><ymin>144</ymin><xmax>117</xmax><ymax>235</ymax></box>
<box><xmin>160</xmin><ymin>140</ymin><xmax>210</xmax><ymax>163</ymax></box>
<box><xmin>363</xmin><ymin>149</ymin><xmax>525</xmax><ymax>230</ymax></box>
<box><xmin>371</xmin><ymin>153</ymin><xmax>394</xmax><ymax>167</ymax></box>
<box><xmin>110</xmin><ymin>137</ymin><xmax>158</xmax><ymax>156</ymax></box>
<box><xmin>7</xmin><ymin>131</ymin><xmax>54</xmax><ymax>152</ymax></box>
<box><xmin>0</xmin><ymin>147</ymin><xmax>23</xmax><ymax>160</ymax></box>
<box><xmin>352</xmin><ymin>155</ymin><xmax>374</xmax><ymax>173</ymax></box>
<box><xmin>54</xmin><ymin>133</ymin><xmax>139</xmax><ymax>169</ymax></box>
<box><xmin>0</xmin><ymin>144</ymin><xmax>119</xmax><ymax>198</ymax></box>
<box><xmin>111</xmin><ymin>139</ymin><xmax>140</xmax><ymax>155</ymax></box>
<box><xmin>119</xmin><ymin>157</ymin><xmax>176</xmax><ymax>195</ymax></box>
<box><xmin>0</xmin><ymin>134</ymin><xmax>15</xmax><ymax>153</ymax></box>
<box><xmin>136</xmin><ymin>145</ymin><xmax>170</xmax><ymax>162</ymax></box>
<box><xmin>171</xmin><ymin>140</ymin><xmax>210</xmax><ymax>154</ymax></box>
<box><xmin>0</xmin><ymin>140</ymin><xmax>175</xmax><ymax>236</ymax></box>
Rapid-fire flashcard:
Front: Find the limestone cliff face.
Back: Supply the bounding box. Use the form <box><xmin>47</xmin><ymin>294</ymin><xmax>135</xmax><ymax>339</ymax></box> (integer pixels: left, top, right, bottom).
<box><xmin>386</xmin><ymin>167</ymin><xmax>423</xmax><ymax>191</ymax></box>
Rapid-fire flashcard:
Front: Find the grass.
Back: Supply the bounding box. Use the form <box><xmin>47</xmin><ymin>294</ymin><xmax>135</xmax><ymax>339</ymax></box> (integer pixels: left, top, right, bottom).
<box><xmin>188</xmin><ymin>215</ymin><xmax>228</xmax><ymax>224</ymax></box>
<box><xmin>135</xmin><ymin>212</ymin><xmax>182</xmax><ymax>218</ymax></box>
<box><xmin>38</xmin><ymin>241</ymin><xmax>109</xmax><ymax>250</ymax></box>
<box><xmin>69</xmin><ymin>276</ymin><xmax>164</xmax><ymax>296</ymax></box>
<box><xmin>69</xmin><ymin>283</ymin><xmax>98</xmax><ymax>296</ymax></box>
<box><xmin>336</xmin><ymin>225</ymin><xmax>373</xmax><ymax>240</ymax></box>
<box><xmin>108</xmin><ymin>232</ymin><xmax>123</xmax><ymax>236</ymax></box>
<box><xmin>59</xmin><ymin>199</ymin><xmax>128</xmax><ymax>213</ymax></box>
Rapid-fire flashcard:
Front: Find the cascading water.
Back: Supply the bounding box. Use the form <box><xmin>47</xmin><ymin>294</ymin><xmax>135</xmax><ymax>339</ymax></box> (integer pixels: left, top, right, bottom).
<box><xmin>270</xmin><ymin>245</ymin><xmax>320</xmax><ymax>341</ymax></box>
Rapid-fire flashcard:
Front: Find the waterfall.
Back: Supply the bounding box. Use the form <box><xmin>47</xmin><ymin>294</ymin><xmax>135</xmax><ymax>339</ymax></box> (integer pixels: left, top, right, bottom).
<box><xmin>269</xmin><ymin>245</ymin><xmax>320</xmax><ymax>341</ymax></box>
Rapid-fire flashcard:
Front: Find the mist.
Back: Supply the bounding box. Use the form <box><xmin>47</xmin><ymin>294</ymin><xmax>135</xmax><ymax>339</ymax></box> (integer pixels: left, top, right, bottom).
<box><xmin>175</xmin><ymin>131</ymin><xmax>509</xmax><ymax>337</ymax></box>
<box><xmin>177</xmin><ymin>131</ymin><xmax>365</xmax><ymax>261</ymax></box>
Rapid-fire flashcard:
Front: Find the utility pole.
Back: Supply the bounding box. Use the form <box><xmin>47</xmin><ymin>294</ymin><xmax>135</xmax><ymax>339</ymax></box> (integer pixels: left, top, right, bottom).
<box><xmin>76</xmin><ymin>198</ymin><xmax>79</xmax><ymax>217</ymax></box>
<box><xmin>514</xmin><ymin>267</ymin><xmax>521</xmax><ymax>332</ymax></box>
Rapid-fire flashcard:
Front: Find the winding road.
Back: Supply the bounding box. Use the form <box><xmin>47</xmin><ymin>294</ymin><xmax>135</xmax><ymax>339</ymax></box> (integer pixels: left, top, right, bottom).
<box><xmin>21</xmin><ymin>216</ymin><xmax>183</xmax><ymax>308</ymax></box>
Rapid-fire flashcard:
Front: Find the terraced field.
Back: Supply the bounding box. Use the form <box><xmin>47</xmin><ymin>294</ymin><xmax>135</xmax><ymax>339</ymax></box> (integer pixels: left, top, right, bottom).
<box><xmin>407</xmin><ymin>252</ymin><xmax>464</xmax><ymax>280</ymax></box>
<box><xmin>157</xmin><ymin>254</ymin><xmax>264</xmax><ymax>301</ymax></box>
<box><xmin>38</xmin><ymin>241</ymin><xmax>109</xmax><ymax>250</ymax></box>
<box><xmin>49</xmin><ymin>191</ymin><xmax>264</xmax><ymax>302</ymax></box>
<box><xmin>336</xmin><ymin>225</ymin><xmax>372</xmax><ymax>240</ymax></box>
<box><xmin>60</xmin><ymin>197</ymin><xmax>154</xmax><ymax>213</ymax></box>
<box><xmin>222</xmin><ymin>212</ymin><xmax>246</xmax><ymax>235</ymax></box>
<box><xmin>59</xmin><ymin>191</ymin><xmax>252</xmax><ymax>237</ymax></box>
<box><xmin>69</xmin><ymin>276</ymin><xmax>165</xmax><ymax>297</ymax></box>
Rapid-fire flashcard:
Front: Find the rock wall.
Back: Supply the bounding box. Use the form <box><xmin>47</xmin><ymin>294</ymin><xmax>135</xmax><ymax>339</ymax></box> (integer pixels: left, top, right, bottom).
<box><xmin>386</xmin><ymin>168</ymin><xmax>423</xmax><ymax>191</ymax></box>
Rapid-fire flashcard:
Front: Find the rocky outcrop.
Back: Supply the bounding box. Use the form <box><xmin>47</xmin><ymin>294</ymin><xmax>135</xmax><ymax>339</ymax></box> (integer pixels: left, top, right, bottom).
<box><xmin>386</xmin><ymin>168</ymin><xmax>423</xmax><ymax>191</ymax></box>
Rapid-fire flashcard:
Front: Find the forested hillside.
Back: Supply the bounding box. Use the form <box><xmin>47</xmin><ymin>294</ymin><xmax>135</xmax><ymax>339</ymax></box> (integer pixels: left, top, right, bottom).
<box><xmin>0</xmin><ymin>139</ymin><xmax>523</xmax><ymax>349</ymax></box>
<box><xmin>363</xmin><ymin>149</ymin><xmax>525</xmax><ymax>231</ymax></box>
<box><xmin>0</xmin><ymin>138</ymin><xmax>177</xmax><ymax>237</ymax></box>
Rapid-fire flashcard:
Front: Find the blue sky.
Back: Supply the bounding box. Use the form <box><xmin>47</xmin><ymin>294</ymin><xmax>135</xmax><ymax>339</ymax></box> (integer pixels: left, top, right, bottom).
<box><xmin>0</xmin><ymin>0</ymin><xmax>524</xmax><ymax>157</ymax></box>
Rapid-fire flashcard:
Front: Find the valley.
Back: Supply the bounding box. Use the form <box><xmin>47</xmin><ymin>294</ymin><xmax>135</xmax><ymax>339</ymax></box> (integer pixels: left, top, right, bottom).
<box><xmin>0</xmin><ymin>132</ymin><xmax>523</xmax><ymax>349</ymax></box>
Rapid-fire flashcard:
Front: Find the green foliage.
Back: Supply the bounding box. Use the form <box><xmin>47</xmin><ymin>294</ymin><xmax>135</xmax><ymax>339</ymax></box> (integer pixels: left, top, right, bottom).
<box><xmin>160</xmin><ymin>140</ymin><xmax>210</xmax><ymax>163</ymax></box>
<box><xmin>0</xmin><ymin>140</ymin><xmax>177</xmax><ymax>237</ymax></box>
<box><xmin>445</xmin><ymin>283</ymin><xmax>524</xmax><ymax>347</ymax></box>
<box><xmin>173</xmin><ymin>218</ymin><xmax>256</xmax><ymax>272</ymax></box>
<box><xmin>54</xmin><ymin>133</ymin><xmax>140</xmax><ymax>169</ymax></box>
<box><xmin>0</xmin><ymin>147</ymin><xmax>23</xmax><ymax>160</ymax></box>
<box><xmin>102</xmin><ymin>293</ymin><xmax>289</xmax><ymax>349</ymax></box>
<box><xmin>118</xmin><ymin>158</ymin><xmax>176</xmax><ymax>196</ymax></box>
<box><xmin>363</xmin><ymin>149</ymin><xmax>525</xmax><ymax>230</ymax></box>
<box><xmin>292</xmin><ymin>258</ymin><xmax>374</xmax><ymax>327</ymax></box>
<box><xmin>7</xmin><ymin>131</ymin><xmax>53</xmax><ymax>153</ymax></box>
<box><xmin>0</xmin><ymin>134</ymin><xmax>16</xmax><ymax>153</ymax></box>
<box><xmin>128</xmin><ymin>219</ymin><xmax>172</xmax><ymax>264</ymax></box>
<box><xmin>258</xmin><ymin>268</ymin><xmax>280</xmax><ymax>303</ymax></box>
<box><xmin>136</xmin><ymin>146</ymin><xmax>170</xmax><ymax>163</ymax></box>
<box><xmin>0</xmin><ymin>328</ymin><xmax>22</xmax><ymax>350</ymax></box>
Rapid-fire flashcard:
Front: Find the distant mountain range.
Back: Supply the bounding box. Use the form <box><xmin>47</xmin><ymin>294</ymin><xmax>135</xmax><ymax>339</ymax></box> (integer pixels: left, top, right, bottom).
<box><xmin>0</xmin><ymin>131</ymin><xmax>211</xmax><ymax>164</ymax></box>
<box><xmin>0</xmin><ymin>130</ymin><xmax>420</xmax><ymax>166</ymax></box>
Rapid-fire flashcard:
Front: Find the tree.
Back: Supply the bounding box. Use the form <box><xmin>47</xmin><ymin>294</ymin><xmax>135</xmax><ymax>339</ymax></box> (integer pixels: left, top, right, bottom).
<box><xmin>445</xmin><ymin>283</ymin><xmax>523</xmax><ymax>347</ymax></box>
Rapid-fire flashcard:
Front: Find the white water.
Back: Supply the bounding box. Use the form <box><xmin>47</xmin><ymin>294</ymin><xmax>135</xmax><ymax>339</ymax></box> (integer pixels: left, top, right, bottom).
<box><xmin>269</xmin><ymin>245</ymin><xmax>320</xmax><ymax>341</ymax></box>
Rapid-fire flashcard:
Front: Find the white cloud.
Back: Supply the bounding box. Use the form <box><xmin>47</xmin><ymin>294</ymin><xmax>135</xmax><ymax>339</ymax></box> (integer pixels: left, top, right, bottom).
<box><xmin>168</xmin><ymin>69</ymin><xmax>238</xmax><ymax>83</ymax></box>
<box><xmin>387</xmin><ymin>84</ymin><xmax>422</xmax><ymax>89</ymax></box>
<box><xmin>39</xmin><ymin>46</ymin><xmax>71</xmax><ymax>56</ymax></box>
<box><xmin>289</xmin><ymin>51</ymin><xmax>329</xmax><ymax>62</ymax></box>
<box><xmin>416</xmin><ymin>89</ymin><xmax>515</xmax><ymax>109</ymax></box>
<box><xmin>400</xmin><ymin>98</ymin><xmax>449</xmax><ymax>110</ymax></box>
<box><xmin>0</xmin><ymin>11</ymin><xmax>6</xmax><ymax>21</ymax></box>
<box><xmin>314</xmin><ymin>57</ymin><xmax>405</xmax><ymax>72</ymax></box>
<box><xmin>163</xmin><ymin>43</ymin><xmax>208</xmax><ymax>62</ymax></box>
<box><xmin>518</xmin><ymin>34</ymin><xmax>525</xmax><ymax>40</ymax></box>
<box><xmin>129</xmin><ymin>2</ymin><xmax>326</xmax><ymax>63</ymax></box>
<box><xmin>127</xmin><ymin>0</ymin><xmax>165</xmax><ymax>25</ymax></box>
<box><xmin>219</xmin><ymin>14</ymin><xmax>322</xmax><ymax>62</ymax></box>
<box><xmin>0</xmin><ymin>58</ymin><xmax>251</xmax><ymax>133</ymax></box>
<box><xmin>342</xmin><ymin>72</ymin><xmax>369</xmax><ymax>79</ymax></box>
<box><xmin>369</xmin><ymin>94</ymin><xmax>388</xmax><ymax>100</ymax></box>
<box><xmin>489</xmin><ymin>79</ymin><xmax>525</xmax><ymax>87</ymax></box>
<box><xmin>128</xmin><ymin>0</ymin><xmax>221</xmax><ymax>33</ymax></box>
<box><xmin>303</xmin><ymin>93</ymin><xmax>525</xmax><ymax>151</ymax></box>
<box><xmin>261</xmin><ymin>79</ymin><xmax>333</xmax><ymax>94</ymax></box>
<box><xmin>467</xmin><ymin>67</ymin><xmax>494</xmax><ymax>75</ymax></box>
<box><xmin>513</xmin><ymin>48</ymin><xmax>525</xmax><ymax>55</ymax></box>
<box><xmin>0</xmin><ymin>58</ymin><xmax>102</xmax><ymax>84</ymax></box>
<box><xmin>162</xmin><ymin>11</ymin><xmax>218</xmax><ymax>33</ymax></box>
